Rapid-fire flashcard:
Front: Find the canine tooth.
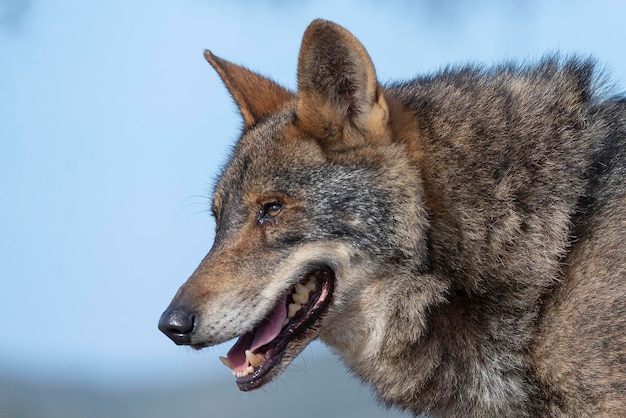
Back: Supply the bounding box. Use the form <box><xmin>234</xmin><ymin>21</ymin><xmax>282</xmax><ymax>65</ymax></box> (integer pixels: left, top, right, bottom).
<box><xmin>292</xmin><ymin>291</ymin><xmax>308</xmax><ymax>304</ymax></box>
<box><xmin>282</xmin><ymin>318</ymin><xmax>289</xmax><ymax>328</ymax></box>
<box><xmin>245</xmin><ymin>350</ymin><xmax>264</xmax><ymax>367</ymax></box>
<box><xmin>288</xmin><ymin>303</ymin><xmax>301</xmax><ymax>318</ymax></box>
<box><xmin>305</xmin><ymin>280</ymin><xmax>317</xmax><ymax>291</ymax></box>
<box><xmin>246</xmin><ymin>365</ymin><xmax>254</xmax><ymax>374</ymax></box>
<box><xmin>219</xmin><ymin>356</ymin><xmax>232</xmax><ymax>369</ymax></box>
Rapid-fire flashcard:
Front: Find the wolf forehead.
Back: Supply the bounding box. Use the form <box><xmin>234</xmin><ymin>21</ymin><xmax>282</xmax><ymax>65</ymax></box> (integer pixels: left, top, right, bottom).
<box><xmin>212</xmin><ymin>111</ymin><xmax>382</xmax><ymax>211</ymax></box>
<box><xmin>210</xmin><ymin>109</ymin><xmax>424</xmax><ymax>248</ymax></box>
<box><xmin>213</xmin><ymin>109</ymin><xmax>318</xmax><ymax>198</ymax></box>
<box><xmin>212</xmin><ymin>106</ymin><xmax>392</xmax><ymax>208</ymax></box>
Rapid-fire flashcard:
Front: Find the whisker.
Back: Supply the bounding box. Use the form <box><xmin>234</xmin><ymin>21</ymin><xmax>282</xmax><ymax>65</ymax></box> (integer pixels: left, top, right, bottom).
<box><xmin>174</xmin><ymin>194</ymin><xmax>212</xmax><ymax>217</ymax></box>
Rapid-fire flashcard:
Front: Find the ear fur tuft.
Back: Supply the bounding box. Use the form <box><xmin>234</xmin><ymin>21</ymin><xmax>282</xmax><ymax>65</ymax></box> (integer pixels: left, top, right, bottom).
<box><xmin>204</xmin><ymin>50</ymin><xmax>295</xmax><ymax>128</ymax></box>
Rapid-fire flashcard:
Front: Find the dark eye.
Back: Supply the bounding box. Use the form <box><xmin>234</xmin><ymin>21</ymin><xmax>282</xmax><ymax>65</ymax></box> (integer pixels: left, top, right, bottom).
<box><xmin>258</xmin><ymin>202</ymin><xmax>282</xmax><ymax>225</ymax></box>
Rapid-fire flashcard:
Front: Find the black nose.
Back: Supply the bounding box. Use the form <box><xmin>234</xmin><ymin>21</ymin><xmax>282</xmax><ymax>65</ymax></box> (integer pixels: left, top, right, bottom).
<box><xmin>158</xmin><ymin>306</ymin><xmax>195</xmax><ymax>345</ymax></box>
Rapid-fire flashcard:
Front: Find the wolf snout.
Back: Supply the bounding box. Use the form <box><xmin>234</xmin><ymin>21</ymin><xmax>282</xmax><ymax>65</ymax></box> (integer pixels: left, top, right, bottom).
<box><xmin>158</xmin><ymin>306</ymin><xmax>195</xmax><ymax>345</ymax></box>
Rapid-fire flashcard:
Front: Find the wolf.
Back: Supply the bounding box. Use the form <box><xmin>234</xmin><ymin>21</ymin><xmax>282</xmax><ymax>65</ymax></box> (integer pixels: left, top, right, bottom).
<box><xmin>159</xmin><ymin>19</ymin><xmax>626</xmax><ymax>417</ymax></box>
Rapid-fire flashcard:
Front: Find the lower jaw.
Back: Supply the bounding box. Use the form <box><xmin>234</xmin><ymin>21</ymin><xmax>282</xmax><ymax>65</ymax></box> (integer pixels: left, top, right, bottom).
<box><xmin>235</xmin><ymin>343</ymin><xmax>289</xmax><ymax>391</ymax></box>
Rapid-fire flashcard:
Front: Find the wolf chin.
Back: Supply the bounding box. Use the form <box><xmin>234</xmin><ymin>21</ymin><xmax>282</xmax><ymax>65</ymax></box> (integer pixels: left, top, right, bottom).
<box><xmin>159</xmin><ymin>19</ymin><xmax>626</xmax><ymax>417</ymax></box>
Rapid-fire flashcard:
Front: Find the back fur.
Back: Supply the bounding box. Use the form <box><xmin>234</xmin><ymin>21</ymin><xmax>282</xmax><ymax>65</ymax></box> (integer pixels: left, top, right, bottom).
<box><xmin>357</xmin><ymin>58</ymin><xmax>626</xmax><ymax>416</ymax></box>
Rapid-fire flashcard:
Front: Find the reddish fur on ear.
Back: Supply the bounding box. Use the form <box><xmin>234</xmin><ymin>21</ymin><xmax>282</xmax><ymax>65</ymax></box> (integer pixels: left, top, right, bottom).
<box><xmin>296</xmin><ymin>19</ymin><xmax>391</xmax><ymax>150</ymax></box>
<box><xmin>204</xmin><ymin>50</ymin><xmax>295</xmax><ymax>128</ymax></box>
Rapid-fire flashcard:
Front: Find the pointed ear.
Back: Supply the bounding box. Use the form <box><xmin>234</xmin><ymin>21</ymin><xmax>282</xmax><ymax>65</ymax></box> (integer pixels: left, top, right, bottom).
<box><xmin>296</xmin><ymin>20</ymin><xmax>390</xmax><ymax>149</ymax></box>
<box><xmin>204</xmin><ymin>50</ymin><xmax>295</xmax><ymax>129</ymax></box>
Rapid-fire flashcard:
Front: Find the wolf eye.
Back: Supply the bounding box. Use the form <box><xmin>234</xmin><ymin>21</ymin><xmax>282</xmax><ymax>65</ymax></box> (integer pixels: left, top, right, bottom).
<box><xmin>258</xmin><ymin>202</ymin><xmax>282</xmax><ymax>225</ymax></box>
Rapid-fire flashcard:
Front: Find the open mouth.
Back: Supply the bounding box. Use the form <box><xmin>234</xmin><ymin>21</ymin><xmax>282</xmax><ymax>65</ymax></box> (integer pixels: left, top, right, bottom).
<box><xmin>217</xmin><ymin>267</ymin><xmax>334</xmax><ymax>391</ymax></box>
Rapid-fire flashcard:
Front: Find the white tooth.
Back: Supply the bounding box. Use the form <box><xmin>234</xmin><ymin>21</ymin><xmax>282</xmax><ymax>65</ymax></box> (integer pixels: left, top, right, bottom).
<box><xmin>295</xmin><ymin>283</ymin><xmax>309</xmax><ymax>296</ymax></box>
<box><xmin>292</xmin><ymin>291</ymin><xmax>308</xmax><ymax>304</ymax></box>
<box><xmin>288</xmin><ymin>303</ymin><xmax>301</xmax><ymax>318</ymax></box>
<box><xmin>219</xmin><ymin>356</ymin><xmax>232</xmax><ymax>369</ymax></box>
<box><xmin>305</xmin><ymin>280</ymin><xmax>317</xmax><ymax>291</ymax></box>
<box><xmin>246</xmin><ymin>365</ymin><xmax>254</xmax><ymax>374</ymax></box>
<box><xmin>282</xmin><ymin>318</ymin><xmax>289</xmax><ymax>328</ymax></box>
<box><xmin>245</xmin><ymin>350</ymin><xmax>264</xmax><ymax>367</ymax></box>
<box><xmin>232</xmin><ymin>370</ymin><xmax>237</xmax><ymax>377</ymax></box>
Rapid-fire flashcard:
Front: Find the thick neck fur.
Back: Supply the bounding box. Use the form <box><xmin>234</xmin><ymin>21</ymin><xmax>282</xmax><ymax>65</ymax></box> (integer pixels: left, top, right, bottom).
<box><xmin>346</xmin><ymin>60</ymin><xmax>599</xmax><ymax>417</ymax></box>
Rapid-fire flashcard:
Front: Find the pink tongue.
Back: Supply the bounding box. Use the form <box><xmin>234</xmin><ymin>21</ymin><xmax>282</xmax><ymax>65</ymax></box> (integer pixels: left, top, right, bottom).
<box><xmin>226</xmin><ymin>295</ymin><xmax>287</xmax><ymax>373</ymax></box>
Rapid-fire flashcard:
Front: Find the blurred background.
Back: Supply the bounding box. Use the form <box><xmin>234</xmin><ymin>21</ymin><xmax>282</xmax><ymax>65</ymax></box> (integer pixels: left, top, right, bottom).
<box><xmin>1</xmin><ymin>0</ymin><xmax>625</xmax><ymax>417</ymax></box>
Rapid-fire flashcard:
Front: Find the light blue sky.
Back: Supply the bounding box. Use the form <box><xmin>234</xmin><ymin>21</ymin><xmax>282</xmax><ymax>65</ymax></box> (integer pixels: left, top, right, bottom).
<box><xmin>1</xmin><ymin>0</ymin><xmax>625</xmax><ymax>388</ymax></box>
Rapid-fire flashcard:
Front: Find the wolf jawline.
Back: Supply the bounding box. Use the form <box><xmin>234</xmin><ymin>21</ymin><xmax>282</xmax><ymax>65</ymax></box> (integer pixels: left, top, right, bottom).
<box><xmin>159</xmin><ymin>19</ymin><xmax>626</xmax><ymax>417</ymax></box>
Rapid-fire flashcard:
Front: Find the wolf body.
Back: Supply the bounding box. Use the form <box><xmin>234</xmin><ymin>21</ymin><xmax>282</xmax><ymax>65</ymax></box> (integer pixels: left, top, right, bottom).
<box><xmin>159</xmin><ymin>20</ymin><xmax>626</xmax><ymax>417</ymax></box>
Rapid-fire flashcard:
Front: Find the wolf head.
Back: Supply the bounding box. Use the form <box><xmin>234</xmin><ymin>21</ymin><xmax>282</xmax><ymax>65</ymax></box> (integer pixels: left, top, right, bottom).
<box><xmin>159</xmin><ymin>19</ymin><xmax>432</xmax><ymax>391</ymax></box>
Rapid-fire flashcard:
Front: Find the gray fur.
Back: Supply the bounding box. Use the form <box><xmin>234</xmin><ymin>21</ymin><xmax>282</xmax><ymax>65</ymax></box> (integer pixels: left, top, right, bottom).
<box><xmin>159</xmin><ymin>20</ymin><xmax>626</xmax><ymax>417</ymax></box>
